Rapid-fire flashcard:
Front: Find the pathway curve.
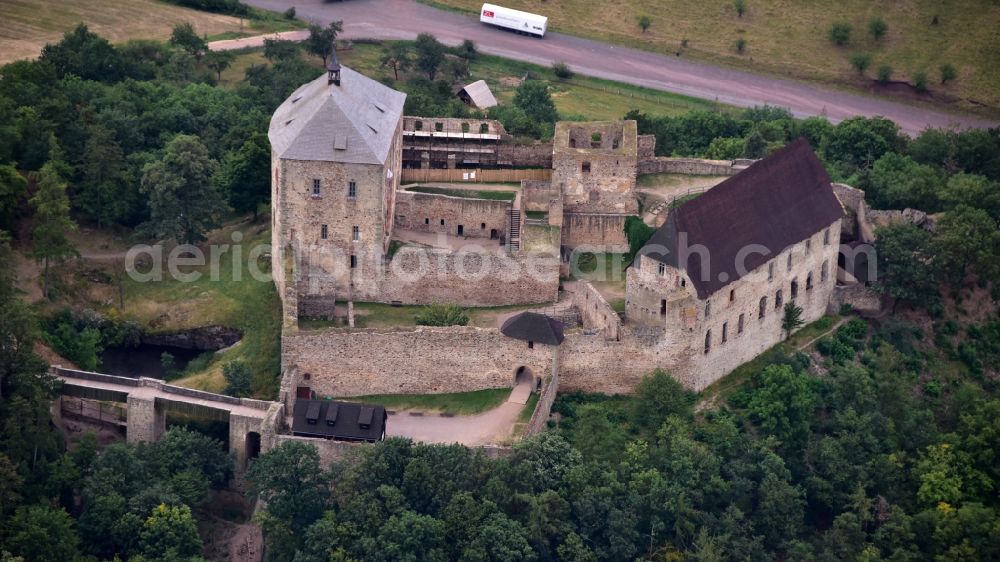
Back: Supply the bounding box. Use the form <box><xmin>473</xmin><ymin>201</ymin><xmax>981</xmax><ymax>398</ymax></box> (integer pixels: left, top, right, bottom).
<box><xmin>386</xmin><ymin>381</ymin><xmax>531</xmax><ymax>445</ymax></box>
<box><xmin>240</xmin><ymin>0</ymin><xmax>996</xmax><ymax>135</ymax></box>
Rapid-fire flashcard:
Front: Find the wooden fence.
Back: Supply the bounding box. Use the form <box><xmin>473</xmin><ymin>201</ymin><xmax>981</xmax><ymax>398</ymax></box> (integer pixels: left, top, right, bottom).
<box><xmin>401</xmin><ymin>168</ymin><xmax>551</xmax><ymax>184</ymax></box>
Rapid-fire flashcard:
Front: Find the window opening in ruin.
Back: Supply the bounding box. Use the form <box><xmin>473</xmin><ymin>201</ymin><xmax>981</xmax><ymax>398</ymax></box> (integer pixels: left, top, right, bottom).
<box><xmin>824</xmin><ymin>228</ymin><xmax>830</xmax><ymax>245</ymax></box>
<box><xmin>350</xmin><ymin>255</ymin><xmax>357</xmax><ymax>268</ymax></box>
<box><xmin>569</xmin><ymin>138</ymin><xmax>576</xmax><ymax>148</ymax></box>
<box><xmin>681</xmin><ymin>278</ymin><xmax>686</xmax><ymax>287</ymax></box>
<box><xmin>805</xmin><ymin>240</ymin><xmax>811</xmax><ymax>255</ymax></box>
<box><xmin>759</xmin><ymin>297</ymin><xmax>767</xmax><ymax>319</ymax></box>
<box><xmin>787</xmin><ymin>253</ymin><xmax>793</xmax><ymax>271</ymax></box>
<box><xmin>582</xmin><ymin>161</ymin><xmax>591</xmax><ymax>173</ymax></box>
<box><xmin>457</xmin><ymin>225</ymin><xmax>464</xmax><ymax>236</ymax></box>
<box><xmin>775</xmin><ymin>289</ymin><xmax>783</xmax><ymax>309</ymax></box>
<box><xmin>312</xmin><ymin>178</ymin><xmax>321</xmax><ymax>196</ymax></box>
<box><xmin>480</xmin><ymin>123</ymin><xmax>489</xmax><ymax>134</ymax></box>
<box><xmin>415</xmin><ymin>121</ymin><xmax>423</xmax><ymax>131</ymax></box>
<box><xmin>425</xmin><ymin>218</ymin><xmax>430</xmax><ymax>225</ymax></box>
<box><xmin>435</xmin><ymin>122</ymin><xmax>443</xmax><ymax>132</ymax></box>
<box><xmin>768</xmin><ymin>262</ymin><xmax>774</xmax><ymax>281</ymax></box>
<box><xmin>462</xmin><ymin>122</ymin><xmax>470</xmax><ymax>133</ymax></box>
<box><xmin>738</xmin><ymin>313</ymin><xmax>745</xmax><ymax>334</ymax></box>
<box><xmin>352</xmin><ymin>226</ymin><xmax>360</xmax><ymax>241</ymax></box>
<box><xmin>658</xmin><ymin>263</ymin><xmax>666</xmax><ymax>275</ymax></box>
<box><xmin>320</xmin><ymin>224</ymin><xmax>328</xmax><ymax>239</ymax></box>
<box><xmin>722</xmin><ymin>322</ymin><xmax>728</xmax><ymax>343</ymax></box>
<box><xmin>481</xmin><ymin>223</ymin><xmax>486</xmax><ymax>229</ymax></box>
<box><xmin>528</xmin><ymin>341</ymin><xmax>534</xmax><ymax>349</ymax></box>
<box><xmin>660</xmin><ymin>299</ymin><xmax>667</xmax><ymax>316</ymax></box>
<box><xmin>806</xmin><ymin>272</ymin><xmax>813</xmax><ymax>290</ymax></box>
<box><xmin>704</xmin><ymin>330</ymin><xmax>711</xmax><ymax>354</ymax></box>
<box><xmin>348</xmin><ymin>181</ymin><xmax>357</xmax><ymax>198</ymax></box>
<box><xmin>491</xmin><ymin>229</ymin><xmax>498</xmax><ymax>239</ymax></box>
<box><xmin>729</xmin><ymin>289</ymin><xmax>735</xmax><ymax>303</ymax></box>
<box><xmin>705</xmin><ymin>301</ymin><xmax>711</xmax><ymax>318</ymax></box>
<box><xmin>821</xmin><ymin>261</ymin><xmax>829</xmax><ymax>282</ymax></box>
<box><xmin>440</xmin><ymin>219</ymin><xmax>445</xmax><ymax>226</ymax></box>
<box><xmin>791</xmin><ymin>279</ymin><xmax>799</xmax><ymax>300</ymax></box>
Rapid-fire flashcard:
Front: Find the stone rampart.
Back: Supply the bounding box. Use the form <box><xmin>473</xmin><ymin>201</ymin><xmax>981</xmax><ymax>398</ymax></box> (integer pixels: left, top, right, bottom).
<box><xmin>281</xmin><ymin>326</ymin><xmax>557</xmax><ymax>397</ymax></box>
<box><xmin>394</xmin><ymin>191</ymin><xmax>510</xmax><ymax>239</ymax></box>
<box><xmin>573</xmin><ymin>281</ymin><xmax>623</xmax><ymax>341</ymax></box>
<box><xmin>637</xmin><ymin>157</ymin><xmax>748</xmax><ymax>176</ymax></box>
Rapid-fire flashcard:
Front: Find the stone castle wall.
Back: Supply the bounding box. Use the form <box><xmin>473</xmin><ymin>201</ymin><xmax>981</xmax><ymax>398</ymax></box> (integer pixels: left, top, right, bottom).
<box><xmin>573</xmin><ymin>281</ymin><xmax>623</xmax><ymax>341</ymax></box>
<box><xmin>637</xmin><ymin>157</ymin><xmax>748</xmax><ymax>176</ymax></box>
<box><xmin>561</xmin><ymin>213</ymin><xmax>630</xmax><ymax>252</ymax></box>
<box><xmin>522</xmin><ymin>180</ymin><xmax>554</xmax><ymax>212</ymax></box>
<box><xmin>637</xmin><ymin>134</ymin><xmax>656</xmax><ymax>160</ymax></box>
<box><xmin>282</xmin><ymin>326</ymin><xmax>557</xmax><ymax>397</ymax></box>
<box><xmin>394</xmin><ymin>191</ymin><xmax>510</xmax><ymax>239</ymax></box>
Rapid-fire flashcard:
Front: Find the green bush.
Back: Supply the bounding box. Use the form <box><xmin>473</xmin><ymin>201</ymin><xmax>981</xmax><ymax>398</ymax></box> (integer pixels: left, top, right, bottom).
<box><xmin>44</xmin><ymin>322</ymin><xmax>103</xmax><ymax>371</ymax></box>
<box><xmin>868</xmin><ymin>17</ymin><xmax>887</xmax><ymax>41</ymax></box>
<box><xmin>912</xmin><ymin>70</ymin><xmax>928</xmax><ymax>92</ymax></box>
<box><xmin>850</xmin><ymin>53</ymin><xmax>872</xmax><ymax>76</ymax></box>
<box><xmin>734</xmin><ymin>0</ymin><xmax>747</xmax><ymax>17</ymax></box>
<box><xmin>637</xmin><ymin>15</ymin><xmax>652</xmax><ymax>32</ymax></box>
<box><xmin>552</xmin><ymin>61</ymin><xmax>574</xmax><ymax>80</ymax></box>
<box><xmin>828</xmin><ymin>22</ymin><xmax>852</xmax><ymax>46</ymax></box>
<box><xmin>939</xmin><ymin>63</ymin><xmax>957</xmax><ymax>84</ymax></box>
<box><xmin>735</xmin><ymin>37</ymin><xmax>747</xmax><ymax>53</ymax></box>
<box><xmin>223</xmin><ymin>360</ymin><xmax>253</xmax><ymax>397</ymax></box>
<box><xmin>415</xmin><ymin>303</ymin><xmax>469</xmax><ymax>326</ymax></box>
<box><xmin>876</xmin><ymin>64</ymin><xmax>893</xmax><ymax>83</ymax></box>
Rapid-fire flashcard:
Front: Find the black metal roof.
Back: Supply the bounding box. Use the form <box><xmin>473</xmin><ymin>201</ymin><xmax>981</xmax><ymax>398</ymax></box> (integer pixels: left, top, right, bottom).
<box><xmin>291</xmin><ymin>399</ymin><xmax>386</xmax><ymax>442</ymax></box>
<box><xmin>500</xmin><ymin>312</ymin><xmax>565</xmax><ymax>345</ymax></box>
<box><xmin>637</xmin><ymin>138</ymin><xmax>844</xmax><ymax>299</ymax></box>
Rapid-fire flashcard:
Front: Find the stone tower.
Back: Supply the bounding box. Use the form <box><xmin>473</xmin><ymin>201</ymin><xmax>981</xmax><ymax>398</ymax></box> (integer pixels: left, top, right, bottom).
<box><xmin>269</xmin><ymin>65</ymin><xmax>406</xmax><ymax>323</ymax></box>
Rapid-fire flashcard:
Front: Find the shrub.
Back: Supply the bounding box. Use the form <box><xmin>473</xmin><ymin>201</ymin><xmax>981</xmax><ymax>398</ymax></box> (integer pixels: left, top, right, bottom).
<box><xmin>876</xmin><ymin>64</ymin><xmax>893</xmax><ymax>83</ymax></box>
<box><xmin>939</xmin><ymin>63</ymin><xmax>957</xmax><ymax>84</ymax></box>
<box><xmin>912</xmin><ymin>70</ymin><xmax>928</xmax><ymax>92</ymax></box>
<box><xmin>415</xmin><ymin>303</ymin><xmax>469</xmax><ymax>326</ymax></box>
<box><xmin>637</xmin><ymin>15</ymin><xmax>651</xmax><ymax>32</ymax></box>
<box><xmin>828</xmin><ymin>22</ymin><xmax>851</xmax><ymax>46</ymax></box>
<box><xmin>223</xmin><ymin>360</ymin><xmax>252</xmax><ymax>397</ymax></box>
<box><xmin>850</xmin><ymin>52</ymin><xmax>872</xmax><ymax>76</ymax></box>
<box><xmin>839</xmin><ymin>303</ymin><xmax>854</xmax><ymax>315</ymax></box>
<box><xmin>735</xmin><ymin>37</ymin><xmax>747</xmax><ymax>53</ymax></box>
<box><xmin>868</xmin><ymin>17</ymin><xmax>887</xmax><ymax>40</ymax></box>
<box><xmin>283</xmin><ymin>7</ymin><xmax>295</xmax><ymax>19</ymax></box>
<box><xmin>552</xmin><ymin>61</ymin><xmax>574</xmax><ymax>80</ymax></box>
<box><xmin>734</xmin><ymin>0</ymin><xmax>747</xmax><ymax>17</ymax></box>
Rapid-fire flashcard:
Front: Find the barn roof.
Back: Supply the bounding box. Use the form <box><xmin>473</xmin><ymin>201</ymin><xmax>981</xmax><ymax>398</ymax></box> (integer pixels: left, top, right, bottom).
<box><xmin>291</xmin><ymin>399</ymin><xmax>386</xmax><ymax>442</ymax></box>
<box><xmin>459</xmin><ymin>80</ymin><xmax>498</xmax><ymax>109</ymax></box>
<box><xmin>268</xmin><ymin>66</ymin><xmax>406</xmax><ymax>165</ymax></box>
<box><xmin>501</xmin><ymin>312</ymin><xmax>565</xmax><ymax>345</ymax></box>
<box><xmin>637</xmin><ymin>138</ymin><xmax>844</xmax><ymax>299</ymax></box>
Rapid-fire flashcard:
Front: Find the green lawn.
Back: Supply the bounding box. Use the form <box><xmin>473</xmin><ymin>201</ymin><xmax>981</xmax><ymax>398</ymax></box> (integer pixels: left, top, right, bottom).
<box><xmin>121</xmin><ymin>223</ymin><xmax>282</xmax><ymax>398</ymax></box>
<box><xmin>406</xmin><ymin>186</ymin><xmax>517</xmax><ymax>201</ymax></box>
<box><xmin>345</xmin><ymin>388</ymin><xmax>511</xmax><ymax>415</ymax></box>
<box><xmin>300</xmin><ymin>302</ymin><xmax>541</xmax><ymax>330</ymax></box>
<box><xmin>518</xmin><ymin>392</ymin><xmax>540</xmax><ymax>424</ymax></box>
<box><xmin>418</xmin><ymin>0</ymin><xmax>1000</xmax><ymax>114</ymax></box>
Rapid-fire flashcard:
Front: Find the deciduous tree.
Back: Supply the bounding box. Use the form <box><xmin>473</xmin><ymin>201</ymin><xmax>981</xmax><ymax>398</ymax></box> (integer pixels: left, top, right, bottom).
<box><xmin>29</xmin><ymin>163</ymin><xmax>77</xmax><ymax>298</ymax></box>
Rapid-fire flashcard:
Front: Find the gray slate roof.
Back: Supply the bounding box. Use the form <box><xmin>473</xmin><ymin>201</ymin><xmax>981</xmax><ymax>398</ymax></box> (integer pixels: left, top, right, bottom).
<box><xmin>460</xmin><ymin>80</ymin><xmax>498</xmax><ymax>109</ymax></box>
<box><xmin>501</xmin><ymin>312</ymin><xmax>565</xmax><ymax>345</ymax></box>
<box><xmin>269</xmin><ymin>66</ymin><xmax>407</xmax><ymax>165</ymax></box>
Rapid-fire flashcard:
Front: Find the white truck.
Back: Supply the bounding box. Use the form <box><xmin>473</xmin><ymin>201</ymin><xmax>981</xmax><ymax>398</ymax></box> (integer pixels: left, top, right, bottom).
<box><xmin>479</xmin><ymin>3</ymin><xmax>547</xmax><ymax>37</ymax></box>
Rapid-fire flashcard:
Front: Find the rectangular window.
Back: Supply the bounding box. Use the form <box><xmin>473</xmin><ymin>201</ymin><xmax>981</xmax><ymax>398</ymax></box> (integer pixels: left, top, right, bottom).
<box><xmin>775</xmin><ymin>290</ymin><xmax>783</xmax><ymax>309</ymax></box>
<box><xmin>658</xmin><ymin>263</ymin><xmax>666</xmax><ymax>276</ymax></box>
<box><xmin>350</xmin><ymin>255</ymin><xmax>357</xmax><ymax>269</ymax></box>
<box><xmin>722</xmin><ymin>322</ymin><xmax>728</xmax><ymax>343</ymax></box>
<box><xmin>320</xmin><ymin>224</ymin><xmax>328</xmax><ymax>239</ymax></box>
<box><xmin>312</xmin><ymin>178</ymin><xmax>321</xmax><ymax>196</ymax></box>
<box><xmin>823</xmin><ymin>228</ymin><xmax>830</xmax><ymax>246</ymax></box>
<box><xmin>704</xmin><ymin>330</ymin><xmax>711</xmax><ymax>354</ymax></box>
<box><xmin>425</xmin><ymin>218</ymin><xmax>430</xmax><ymax>225</ymax></box>
<box><xmin>440</xmin><ymin>219</ymin><xmax>445</xmax><ymax>226</ymax></box>
<box><xmin>729</xmin><ymin>289</ymin><xmax>735</xmax><ymax>303</ymax></box>
<box><xmin>352</xmin><ymin>226</ymin><xmax>360</xmax><ymax>241</ymax></box>
<box><xmin>768</xmin><ymin>262</ymin><xmax>774</xmax><ymax>281</ymax></box>
<box><xmin>582</xmin><ymin>161</ymin><xmax>591</xmax><ymax>173</ymax></box>
<box><xmin>660</xmin><ymin>299</ymin><xmax>667</xmax><ymax>316</ymax></box>
<box><xmin>805</xmin><ymin>240</ymin><xmax>811</xmax><ymax>255</ymax></box>
<box><xmin>738</xmin><ymin>313</ymin><xmax>745</xmax><ymax>334</ymax></box>
<box><xmin>705</xmin><ymin>301</ymin><xmax>711</xmax><ymax>318</ymax></box>
<box><xmin>348</xmin><ymin>181</ymin><xmax>357</xmax><ymax>198</ymax></box>
<box><xmin>787</xmin><ymin>253</ymin><xmax>793</xmax><ymax>272</ymax></box>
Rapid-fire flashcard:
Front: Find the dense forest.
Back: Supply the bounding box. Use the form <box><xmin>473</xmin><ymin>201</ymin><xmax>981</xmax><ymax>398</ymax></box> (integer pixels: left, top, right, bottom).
<box><xmin>1</xmin><ymin>22</ymin><xmax>999</xmax><ymax>562</ymax></box>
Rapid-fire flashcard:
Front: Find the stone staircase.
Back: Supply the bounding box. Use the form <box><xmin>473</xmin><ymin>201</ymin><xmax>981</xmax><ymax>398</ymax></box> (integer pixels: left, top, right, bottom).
<box><xmin>508</xmin><ymin>209</ymin><xmax>521</xmax><ymax>251</ymax></box>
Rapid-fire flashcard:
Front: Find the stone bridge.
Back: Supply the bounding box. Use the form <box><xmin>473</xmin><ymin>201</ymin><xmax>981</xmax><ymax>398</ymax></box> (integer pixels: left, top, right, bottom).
<box><xmin>51</xmin><ymin>366</ymin><xmax>284</xmax><ymax>474</ymax></box>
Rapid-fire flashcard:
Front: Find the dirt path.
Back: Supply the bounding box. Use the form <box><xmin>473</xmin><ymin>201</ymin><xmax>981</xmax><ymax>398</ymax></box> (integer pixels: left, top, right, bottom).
<box><xmin>208</xmin><ymin>29</ymin><xmax>309</xmax><ymax>52</ymax></box>
<box><xmin>241</xmin><ymin>0</ymin><xmax>996</xmax><ymax>135</ymax></box>
<box><xmin>386</xmin><ymin>381</ymin><xmax>532</xmax><ymax>445</ymax></box>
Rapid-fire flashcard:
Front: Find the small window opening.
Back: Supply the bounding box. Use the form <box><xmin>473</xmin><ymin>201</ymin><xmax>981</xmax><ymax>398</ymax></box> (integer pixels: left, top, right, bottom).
<box><xmin>582</xmin><ymin>161</ymin><xmax>591</xmax><ymax>173</ymax></box>
<box><xmin>759</xmin><ymin>297</ymin><xmax>767</xmax><ymax>319</ymax></box>
<box><xmin>320</xmin><ymin>224</ymin><xmax>328</xmax><ymax>239</ymax></box>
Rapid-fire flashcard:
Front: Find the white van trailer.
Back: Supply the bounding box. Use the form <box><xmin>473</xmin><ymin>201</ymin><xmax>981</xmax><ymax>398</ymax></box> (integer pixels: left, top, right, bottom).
<box><xmin>480</xmin><ymin>3</ymin><xmax>548</xmax><ymax>37</ymax></box>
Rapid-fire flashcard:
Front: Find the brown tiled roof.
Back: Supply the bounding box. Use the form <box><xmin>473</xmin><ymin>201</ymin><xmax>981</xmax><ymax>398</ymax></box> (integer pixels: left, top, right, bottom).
<box><xmin>638</xmin><ymin>138</ymin><xmax>843</xmax><ymax>299</ymax></box>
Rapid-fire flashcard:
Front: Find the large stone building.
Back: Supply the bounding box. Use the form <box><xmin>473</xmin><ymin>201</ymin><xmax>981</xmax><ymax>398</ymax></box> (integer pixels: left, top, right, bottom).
<box><xmin>269</xmin><ymin>63</ymin><xmax>406</xmax><ymax>316</ymax></box>
<box><xmin>626</xmin><ymin>138</ymin><xmax>844</xmax><ymax>380</ymax></box>
<box><xmin>270</xmin><ymin>66</ymin><xmax>870</xmax><ymax>405</ymax></box>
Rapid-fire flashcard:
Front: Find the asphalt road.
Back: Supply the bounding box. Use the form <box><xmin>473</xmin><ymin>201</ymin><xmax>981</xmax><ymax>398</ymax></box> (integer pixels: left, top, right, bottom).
<box><xmin>243</xmin><ymin>0</ymin><xmax>997</xmax><ymax>135</ymax></box>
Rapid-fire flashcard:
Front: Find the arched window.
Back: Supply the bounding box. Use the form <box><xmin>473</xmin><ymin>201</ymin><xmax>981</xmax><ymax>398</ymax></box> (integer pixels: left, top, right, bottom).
<box><xmin>705</xmin><ymin>301</ymin><xmax>711</xmax><ymax>318</ymax></box>
<box><xmin>821</xmin><ymin>261</ymin><xmax>829</xmax><ymax>282</ymax></box>
<box><xmin>806</xmin><ymin>272</ymin><xmax>814</xmax><ymax>290</ymax></box>
<box><xmin>775</xmin><ymin>289</ymin><xmax>783</xmax><ymax>309</ymax></box>
<box><xmin>759</xmin><ymin>297</ymin><xmax>767</xmax><ymax>319</ymax></box>
<box><xmin>791</xmin><ymin>279</ymin><xmax>799</xmax><ymax>299</ymax></box>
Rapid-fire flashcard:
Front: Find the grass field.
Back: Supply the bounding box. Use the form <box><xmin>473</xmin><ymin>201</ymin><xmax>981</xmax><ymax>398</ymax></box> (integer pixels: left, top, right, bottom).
<box><xmin>344</xmin><ymin>388</ymin><xmax>511</xmax><ymax>415</ymax></box>
<box><xmin>336</xmin><ymin>42</ymin><xmax>727</xmax><ymax>120</ymax></box>
<box><xmin>122</xmin><ymin>222</ymin><xmax>282</xmax><ymax>398</ymax></box>
<box><xmin>0</xmin><ymin>0</ymin><xmax>301</xmax><ymax>65</ymax></box>
<box><xmin>420</xmin><ymin>0</ymin><xmax>1000</xmax><ymax>112</ymax></box>
<box><xmin>299</xmin><ymin>301</ymin><xmax>542</xmax><ymax>330</ymax></box>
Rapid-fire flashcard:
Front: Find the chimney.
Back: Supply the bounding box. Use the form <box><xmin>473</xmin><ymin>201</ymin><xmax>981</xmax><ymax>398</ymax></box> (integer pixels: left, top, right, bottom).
<box><xmin>327</xmin><ymin>44</ymin><xmax>341</xmax><ymax>86</ymax></box>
